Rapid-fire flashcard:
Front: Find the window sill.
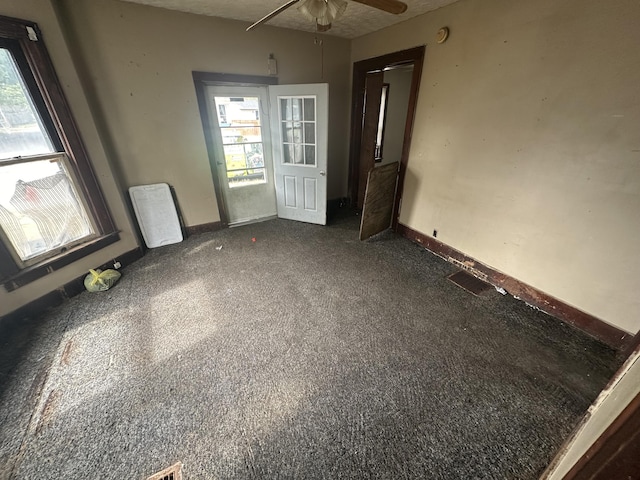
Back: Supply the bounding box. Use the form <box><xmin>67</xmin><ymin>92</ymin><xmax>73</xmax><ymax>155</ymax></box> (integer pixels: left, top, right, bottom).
<box><xmin>2</xmin><ymin>231</ymin><xmax>120</xmax><ymax>292</ymax></box>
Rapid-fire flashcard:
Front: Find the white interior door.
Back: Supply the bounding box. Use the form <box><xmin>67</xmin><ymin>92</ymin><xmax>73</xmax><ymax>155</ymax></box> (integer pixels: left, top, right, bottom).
<box><xmin>269</xmin><ymin>83</ymin><xmax>328</xmax><ymax>225</ymax></box>
<box><xmin>205</xmin><ymin>85</ymin><xmax>277</xmax><ymax>225</ymax></box>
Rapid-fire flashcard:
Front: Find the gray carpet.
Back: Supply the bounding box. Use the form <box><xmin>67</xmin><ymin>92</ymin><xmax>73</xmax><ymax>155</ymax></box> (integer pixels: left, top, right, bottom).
<box><xmin>0</xmin><ymin>211</ymin><xmax>620</xmax><ymax>479</ymax></box>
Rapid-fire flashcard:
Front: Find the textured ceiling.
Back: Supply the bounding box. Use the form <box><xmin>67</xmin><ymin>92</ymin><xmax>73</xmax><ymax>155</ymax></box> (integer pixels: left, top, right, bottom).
<box><xmin>119</xmin><ymin>0</ymin><xmax>460</xmax><ymax>39</ymax></box>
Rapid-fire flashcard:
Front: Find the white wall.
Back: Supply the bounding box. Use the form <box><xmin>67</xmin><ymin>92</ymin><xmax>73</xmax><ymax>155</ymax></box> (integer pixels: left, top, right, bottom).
<box><xmin>352</xmin><ymin>0</ymin><xmax>640</xmax><ymax>334</ymax></box>
<box><xmin>57</xmin><ymin>0</ymin><xmax>352</xmax><ymax>227</ymax></box>
<box><xmin>0</xmin><ymin>0</ymin><xmax>139</xmax><ymax>316</ymax></box>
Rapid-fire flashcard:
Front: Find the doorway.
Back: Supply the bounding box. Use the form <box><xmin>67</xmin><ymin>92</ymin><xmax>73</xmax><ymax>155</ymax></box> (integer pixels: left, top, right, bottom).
<box><xmin>205</xmin><ymin>85</ymin><xmax>277</xmax><ymax>226</ymax></box>
<box><xmin>348</xmin><ymin>46</ymin><xmax>425</xmax><ymax>229</ymax></box>
<box><xmin>193</xmin><ymin>73</ymin><xmax>329</xmax><ymax>227</ymax></box>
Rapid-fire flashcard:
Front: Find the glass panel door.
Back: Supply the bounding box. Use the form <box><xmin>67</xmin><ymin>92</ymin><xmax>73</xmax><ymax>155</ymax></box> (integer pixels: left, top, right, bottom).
<box><xmin>269</xmin><ymin>83</ymin><xmax>328</xmax><ymax>225</ymax></box>
<box><xmin>205</xmin><ymin>85</ymin><xmax>277</xmax><ymax>225</ymax></box>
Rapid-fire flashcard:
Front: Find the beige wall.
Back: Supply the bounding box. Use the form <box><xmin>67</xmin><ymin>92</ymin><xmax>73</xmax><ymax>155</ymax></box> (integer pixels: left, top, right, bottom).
<box><xmin>353</xmin><ymin>0</ymin><xmax>640</xmax><ymax>334</ymax></box>
<box><xmin>56</xmin><ymin>0</ymin><xmax>352</xmax><ymax>228</ymax></box>
<box><xmin>0</xmin><ymin>0</ymin><xmax>139</xmax><ymax>316</ymax></box>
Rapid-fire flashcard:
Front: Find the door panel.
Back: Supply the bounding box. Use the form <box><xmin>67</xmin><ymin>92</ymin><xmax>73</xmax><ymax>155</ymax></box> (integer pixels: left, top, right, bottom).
<box><xmin>205</xmin><ymin>85</ymin><xmax>277</xmax><ymax>225</ymax></box>
<box><xmin>269</xmin><ymin>84</ymin><xmax>328</xmax><ymax>225</ymax></box>
<box><xmin>359</xmin><ymin>162</ymin><xmax>399</xmax><ymax>241</ymax></box>
<box><xmin>304</xmin><ymin>177</ymin><xmax>317</xmax><ymax>211</ymax></box>
<box><xmin>357</xmin><ymin>72</ymin><xmax>384</xmax><ymax>208</ymax></box>
<box><xmin>284</xmin><ymin>175</ymin><xmax>296</xmax><ymax>207</ymax></box>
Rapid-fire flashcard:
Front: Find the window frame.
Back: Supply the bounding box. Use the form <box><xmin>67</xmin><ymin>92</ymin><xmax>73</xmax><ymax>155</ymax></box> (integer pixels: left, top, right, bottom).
<box><xmin>278</xmin><ymin>95</ymin><xmax>317</xmax><ymax>167</ymax></box>
<box><xmin>0</xmin><ymin>15</ymin><xmax>118</xmax><ymax>291</ymax></box>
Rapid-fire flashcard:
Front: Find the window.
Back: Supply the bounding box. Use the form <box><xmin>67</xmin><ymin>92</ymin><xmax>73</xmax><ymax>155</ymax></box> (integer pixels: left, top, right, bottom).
<box><xmin>0</xmin><ymin>16</ymin><xmax>118</xmax><ymax>291</ymax></box>
<box><xmin>212</xmin><ymin>96</ymin><xmax>267</xmax><ymax>188</ymax></box>
<box><xmin>279</xmin><ymin>96</ymin><xmax>316</xmax><ymax>166</ymax></box>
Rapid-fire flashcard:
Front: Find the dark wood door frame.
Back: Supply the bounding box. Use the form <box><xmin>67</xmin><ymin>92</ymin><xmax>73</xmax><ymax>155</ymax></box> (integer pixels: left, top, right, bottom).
<box><xmin>348</xmin><ymin>46</ymin><xmax>425</xmax><ymax>229</ymax></box>
<box><xmin>564</xmin><ymin>390</ymin><xmax>640</xmax><ymax>479</ymax></box>
<box><xmin>542</xmin><ymin>333</ymin><xmax>640</xmax><ymax>479</ymax></box>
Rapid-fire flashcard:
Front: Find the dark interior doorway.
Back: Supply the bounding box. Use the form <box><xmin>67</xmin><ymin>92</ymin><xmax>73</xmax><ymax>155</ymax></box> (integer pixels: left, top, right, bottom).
<box><xmin>348</xmin><ymin>46</ymin><xmax>425</xmax><ymax>229</ymax></box>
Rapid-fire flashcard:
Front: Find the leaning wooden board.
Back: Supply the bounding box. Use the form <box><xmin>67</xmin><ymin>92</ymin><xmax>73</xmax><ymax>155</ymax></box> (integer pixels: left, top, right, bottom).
<box><xmin>359</xmin><ymin>162</ymin><xmax>399</xmax><ymax>241</ymax></box>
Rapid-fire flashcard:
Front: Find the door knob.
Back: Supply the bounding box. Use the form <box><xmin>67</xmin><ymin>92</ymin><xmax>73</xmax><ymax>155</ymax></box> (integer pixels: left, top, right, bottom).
<box><xmin>320</xmin><ymin>171</ymin><xmax>326</xmax><ymax>176</ymax></box>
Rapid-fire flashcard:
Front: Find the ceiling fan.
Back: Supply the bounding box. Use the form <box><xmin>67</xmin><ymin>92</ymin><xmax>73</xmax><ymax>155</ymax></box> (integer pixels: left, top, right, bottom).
<box><xmin>247</xmin><ymin>0</ymin><xmax>408</xmax><ymax>33</ymax></box>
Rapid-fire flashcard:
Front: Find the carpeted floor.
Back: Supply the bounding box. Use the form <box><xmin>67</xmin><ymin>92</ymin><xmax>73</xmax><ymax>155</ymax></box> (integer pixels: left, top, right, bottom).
<box><xmin>0</xmin><ymin>210</ymin><xmax>621</xmax><ymax>479</ymax></box>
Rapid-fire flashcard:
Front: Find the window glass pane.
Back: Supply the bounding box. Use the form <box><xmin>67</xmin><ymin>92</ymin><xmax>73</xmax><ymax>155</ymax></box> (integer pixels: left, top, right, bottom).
<box><xmin>220</xmin><ymin>125</ymin><xmax>261</xmax><ymax>145</ymax></box>
<box><xmin>291</xmin><ymin>122</ymin><xmax>302</xmax><ymax>144</ymax></box>
<box><xmin>214</xmin><ymin>96</ymin><xmax>266</xmax><ymax>188</ymax></box>
<box><xmin>223</xmin><ymin>144</ymin><xmax>245</xmax><ymax>171</ymax></box>
<box><xmin>214</xmin><ymin>96</ymin><xmax>260</xmax><ymax>127</ymax></box>
<box><xmin>291</xmin><ymin>98</ymin><xmax>302</xmax><ymax>121</ymax></box>
<box><xmin>0</xmin><ymin>48</ymin><xmax>54</xmax><ymax>158</ymax></box>
<box><xmin>304</xmin><ymin>145</ymin><xmax>316</xmax><ymax>166</ymax></box>
<box><xmin>279</xmin><ymin>98</ymin><xmax>312</xmax><ymax>166</ymax></box>
<box><xmin>222</xmin><ymin>143</ymin><xmax>266</xmax><ymax>188</ymax></box>
<box><xmin>304</xmin><ymin>123</ymin><xmax>315</xmax><ymax>144</ymax></box>
<box><xmin>282</xmin><ymin>121</ymin><xmax>293</xmax><ymax>143</ymax></box>
<box><xmin>280</xmin><ymin>98</ymin><xmax>291</xmax><ymax>121</ymax></box>
<box><xmin>303</xmin><ymin>98</ymin><xmax>315</xmax><ymax>121</ymax></box>
<box><xmin>0</xmin><ymin>158</ymin><xmax>94</xmax><ymax>261</ymax></box>
<box><xmin>244</xmin><ymin>143</ymin><xmax>264</xmax><ymax>168</ymax></box>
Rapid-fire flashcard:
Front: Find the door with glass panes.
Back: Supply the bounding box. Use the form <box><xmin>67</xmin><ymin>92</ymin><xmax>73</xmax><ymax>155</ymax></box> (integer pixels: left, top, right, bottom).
<box><xmin>269</xmin><ymin>83</ymin><xmax>328</xmax><ymax>225</ymax></box>
<box><xmin>205</xmin><ymin>83</ymin><xmax>328</xmax><ymax>226</ymax></box>
<box><xmin>205</xmin><ymin>85</ymin><xmax>277</xmax><ymax>226</ymax></box>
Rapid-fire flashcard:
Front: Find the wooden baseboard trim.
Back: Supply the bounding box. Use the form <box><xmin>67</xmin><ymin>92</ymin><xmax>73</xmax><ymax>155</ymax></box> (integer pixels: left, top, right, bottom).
<box><xmin>396</xmin><ymin>223</ymin><xmax>633</xmax><ymax>351</ymax></box>
<box><xmin>0</xmin><ymin>246</ymin><xmax>144</xmax><ymax>325</ymax></box>
<box><xmin>185</xmin><ymin>221</ymin><xmax>224</xmax><ymax>236</ymax></box>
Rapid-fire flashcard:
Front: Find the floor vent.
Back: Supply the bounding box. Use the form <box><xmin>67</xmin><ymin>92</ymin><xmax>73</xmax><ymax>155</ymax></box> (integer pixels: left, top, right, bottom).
<box><xmin>447</xmin><ymin>257</ymin><xmax>488</xmax><ymax>281</ymax></box>
<box><xmin>146</xmin><ymin>462</ymin><xmax>183</xmax><ymax>480</ymax></box>
<box><xmin>448</xmin><ymin>270</ymin><xmax>492</xmax><ymax>296</ymax></box>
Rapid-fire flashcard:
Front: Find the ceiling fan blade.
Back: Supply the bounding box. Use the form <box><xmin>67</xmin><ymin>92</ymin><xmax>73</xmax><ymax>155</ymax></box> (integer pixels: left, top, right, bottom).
<box><xmin>350</xmin><ymin>0</ymin><xmax>408</xmax><ymax>15</ymax></box>
<box><xmin>247</xmin><ymin>0</ymin><xmax>302</xmax><ymax>31</ymax></box>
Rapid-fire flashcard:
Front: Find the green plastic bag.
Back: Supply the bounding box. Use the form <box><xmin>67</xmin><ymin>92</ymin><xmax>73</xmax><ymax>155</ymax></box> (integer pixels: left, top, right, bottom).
<box><xmin>84</xmin><ymin>268</ymin><xmax>121</xmax><ymax>292</ymax></box>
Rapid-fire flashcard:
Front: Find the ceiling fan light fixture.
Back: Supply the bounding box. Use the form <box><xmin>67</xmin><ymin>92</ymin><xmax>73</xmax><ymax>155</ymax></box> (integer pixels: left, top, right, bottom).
<box><xmin>247</xmin><ymin>0</ymin><xmax>408</xmax><ymax>32</ymax></box>
<box><xmin>298</xmin><ymin>0</ymin><xmax>347</xmax><ymax>27</ymax></box>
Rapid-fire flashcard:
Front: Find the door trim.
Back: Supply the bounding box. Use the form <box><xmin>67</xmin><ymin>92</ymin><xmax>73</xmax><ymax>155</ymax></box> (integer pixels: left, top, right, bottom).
<box><xmin>357</xmin><ymin>72</ymin><xmax>385</xmax><ymax>208</ymax></box>
<box><xmin>348</xmin><ymin>46</ymin><xmax>425</xmax><ymax>229</ymax></box>
<box><xmin>192</xmin><ymin>71</ymin><xmax>278</xmax><ymax>226</ymax></box>
<box><xmin>542</xmin><ymin>335</ymin><xmax>640</xmax><ymax>479</ymax></box>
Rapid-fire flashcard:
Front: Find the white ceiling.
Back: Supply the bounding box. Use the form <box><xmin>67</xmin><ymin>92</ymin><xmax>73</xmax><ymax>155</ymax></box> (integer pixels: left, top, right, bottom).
<box><xmin>119</xmin><ymin>0</ymin><xmax>459</xmax><ymax>39</ymax></box>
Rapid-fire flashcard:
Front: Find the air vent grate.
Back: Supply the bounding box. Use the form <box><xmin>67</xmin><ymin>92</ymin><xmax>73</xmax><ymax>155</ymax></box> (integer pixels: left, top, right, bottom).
<box><xmin>146</xmin><ymin>462</ymin><xmax>183</xmax><ymax>480</ymax></box>
<box><xmin>448</xmin><ymin>270</ymin><xmax>492</xmax><ymax>296</ymax></box>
